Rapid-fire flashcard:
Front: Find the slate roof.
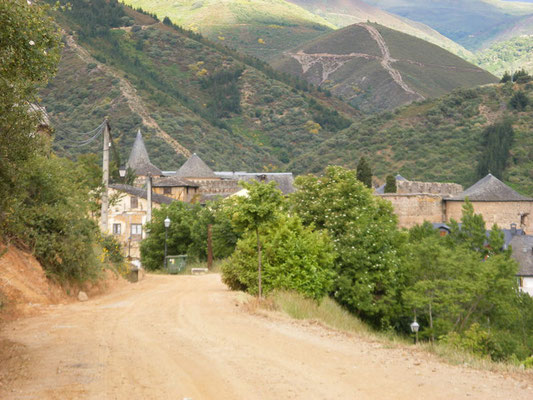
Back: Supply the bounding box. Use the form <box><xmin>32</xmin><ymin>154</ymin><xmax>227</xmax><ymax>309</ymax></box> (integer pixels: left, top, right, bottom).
<box><xmin>446</xmin><ymin>174</ymin><xmax>532</xmax><ymax>202</ymax></box>
<box><xmin>510</xmin><ymin>235</ymin><xmax>533</xmax><ymax>276</ymax></box>
<box><xmin>152</xmin><ymin>176</ymin><xmax>199</xmax><ymax>188</ymax></box>
<box><xmin>109</xmin><ymin>184</ymin><xmax>174</xmax><ymax>205</ymax></box>
<box><xmin>175</xmin><ymin>153</ymin><xmax>216</xmax><ymax>179</ymax></box>
<box><xmin>126</xmin><ymin>129</ymin><xmax>162</xmax><ymax>177</ymax></box>
<box><xmin>215</xmin><ymin>172</ymin><xmax>295</xmax><ymax>194</ymax></box>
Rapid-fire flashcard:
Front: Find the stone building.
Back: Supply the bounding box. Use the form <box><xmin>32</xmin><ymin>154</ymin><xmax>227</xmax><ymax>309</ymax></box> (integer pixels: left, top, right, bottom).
<box><xmin>444</xmin><ymin>174</ymin><xmax>533</xmax><ymax>233</ymax></box>
<box><xmin>107</xmin><ymin>184</ymin><xmax>174</xmax><ymax>261</ymax></box>
<box><xmin>377</xmin><ymin>177</ymin><xmax>463</xmax><ymax>229</ymax></box>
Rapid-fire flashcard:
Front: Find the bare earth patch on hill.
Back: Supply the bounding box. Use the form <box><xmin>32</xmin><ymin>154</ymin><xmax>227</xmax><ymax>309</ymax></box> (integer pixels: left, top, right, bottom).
<box><xmin>1</xmin><ymin>273</ymin><xmax>531</xmax><ymax>399</ymax></box>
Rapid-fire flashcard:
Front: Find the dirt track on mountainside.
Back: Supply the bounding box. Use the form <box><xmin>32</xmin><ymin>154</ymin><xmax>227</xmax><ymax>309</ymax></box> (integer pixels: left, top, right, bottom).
<box><xmin>1</xmin><ymin>274</ymin><xmax>532</xmax><ymax>399</ymax></box>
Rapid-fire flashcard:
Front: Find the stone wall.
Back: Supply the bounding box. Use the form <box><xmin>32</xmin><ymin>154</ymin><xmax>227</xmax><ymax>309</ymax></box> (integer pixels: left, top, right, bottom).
<box><xmin>445</xmin><ymin>201</ymin><xmax>533</xmax><ymax>234</ymax></box>
<box><xmin>379</xmin><ymin>194</ymin><xmax>444</xmax><ymax>229</ymax></box>
<box><xmin>190</xmin><ymin>178</ymin><xmax>240</xmax><ymax>195</ymax></box>
<box><xmin>396</xmin><ymin>181</ymin><xmax>463</xmax><ymax>196</ymax></box>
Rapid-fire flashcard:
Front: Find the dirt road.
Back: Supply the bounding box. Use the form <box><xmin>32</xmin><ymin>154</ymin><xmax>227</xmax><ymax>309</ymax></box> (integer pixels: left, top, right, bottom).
<box><xmin>1</xmin><ymin>274</ymin><xmax>531</xmax><ymax>399</ymax></box>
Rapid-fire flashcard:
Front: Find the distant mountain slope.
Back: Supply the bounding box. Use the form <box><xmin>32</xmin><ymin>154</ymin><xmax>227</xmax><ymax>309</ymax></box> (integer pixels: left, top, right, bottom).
<box><xmin>290</xmin><ymin>81</ymin><xmax>533</xmax><ymax>195</ymax></box>
<box><xmin>475</xmin><ymin>35</ymin><xmax>533</xmax><ymax>77</ymax></box>
<box><xmin>43</xmin><ymin>1</ymin><xmax>356</xmax><ymax>171</ymax></box>
<box><xmin>121</xmin><ymin>0</ymin><xmax>336</xmax><ymax>60</ymax></box>
<box><xmin>286</xmin><ymin>0</ymin><xmax>472</xmax><ymax>58</ymax></box>
<box><xmin>272</xmin><ymin>23</ymin><xmax>497</xmax><ymax>112</ymax></box>
<box><xmin>364</xmin><ymin>0</ymin><xmax>533</xmax><ymax>50</ymax></box>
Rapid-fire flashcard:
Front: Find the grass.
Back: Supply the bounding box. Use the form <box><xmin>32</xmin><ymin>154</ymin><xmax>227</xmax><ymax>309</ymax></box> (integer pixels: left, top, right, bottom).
<box><xmin>258</xmin><ymin>290</ymin><xmax>533</xmax><ymax>375</ymax></box>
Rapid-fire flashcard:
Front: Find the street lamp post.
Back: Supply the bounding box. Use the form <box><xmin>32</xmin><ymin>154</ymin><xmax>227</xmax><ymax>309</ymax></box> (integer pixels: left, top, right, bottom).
<box><xmin>410</xmin><ymin>318</ymin><xmax>420</xmax><ymax>345</ymax></box>
<box><xmin>164</xmin><ymin>216</ymin><xmax>171</xmax><ymax>271</ymax></box>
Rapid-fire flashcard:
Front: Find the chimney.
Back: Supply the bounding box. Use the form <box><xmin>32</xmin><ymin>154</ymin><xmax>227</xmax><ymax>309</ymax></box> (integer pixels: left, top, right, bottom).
<box><xmin>511</xmin><ymin>223</ymin><xmax>517</xmax><ymax>236</ymax></box>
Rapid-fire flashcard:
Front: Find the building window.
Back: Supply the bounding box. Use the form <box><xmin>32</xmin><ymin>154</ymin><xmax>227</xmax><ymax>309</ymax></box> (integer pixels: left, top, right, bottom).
<box><xmin>163</xmin><ymin>187</ymin><xmax>172</xmax><ymax>195</ymax></box>
<box><xmin>112</xmin><ymin>223</ymin><xmax>121</xmax><ymax>235</ymax></box>
<box><xmin>131</xmin><ymin>224</ymin><xmax>142</xmax><ymax>236</ymax></box>
<box><xmin>130</xmin><ymin>196</ymin><xmax>138</xmax><ymax>209</ymax></box>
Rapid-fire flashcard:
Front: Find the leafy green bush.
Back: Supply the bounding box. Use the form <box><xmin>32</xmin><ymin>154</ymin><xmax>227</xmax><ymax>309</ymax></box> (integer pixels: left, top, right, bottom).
<box><xmin>291</xmin><ymin>166</ymin><xmax>403</xmax><ymax>324</ymax></box>
<box><xmin>222</xmin><ymin>214</ymin><xmax>335</xmax><ymax>300</ymax></box>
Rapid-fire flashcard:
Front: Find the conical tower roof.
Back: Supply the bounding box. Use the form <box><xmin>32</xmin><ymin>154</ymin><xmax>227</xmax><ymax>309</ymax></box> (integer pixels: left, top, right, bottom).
<box><xmin>175</xmin><ymin>153</ymin><xmax>216</xmax><ymax>178</ymax></box>
<box><xmin>448</xmin><ymin>174</ymin><xmax>532</xmax><ymax>202</ymax></box>
<box><xmin>126</xmin><ymin>129</ymin><xmax>162</xmax><ymax>176</ymax></box>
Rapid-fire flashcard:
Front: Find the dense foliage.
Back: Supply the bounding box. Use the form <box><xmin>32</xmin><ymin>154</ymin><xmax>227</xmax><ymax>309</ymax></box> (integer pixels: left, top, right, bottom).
<box><xmin>140</xmin><ymin>200</ymin><xmax>237</xmax><ymax>270</ymax></box>
<box><xmin>290</xmin><ymin>167</ymin><xmax>403</xmax><ymax>325</ymax></box>
<box><xmin>476</xmin><ymin>119</ymin><xmax>514</xmax><ymax>180</ymax></box>
<box><xmin>222</xmin><ymin>214</ymin><xmax>335</xmax><ymax>301</ymax></box>
<box><xmin>384</xmin><ymin>175</ymin><xmax>397</xmax><ymax>193</ymax></box>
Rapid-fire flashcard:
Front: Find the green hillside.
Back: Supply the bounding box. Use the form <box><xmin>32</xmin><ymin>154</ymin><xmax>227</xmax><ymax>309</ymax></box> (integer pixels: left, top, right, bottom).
<box><xmin>43</xmin><ymin>0</ymin><xmax>355</xmax><ymax>171</ymax></box>
<box><xmin>286</xmin><ymin>0</ymin><xmax>472</xmax><ymax>58</ymax></box>
<box><xmin>475</xmin><ymin>35</ymin><xmax>533</xmax><ymax>77</ymax></box>
<box><xmin>364</xmin><ymin>0</ymin><xmax>533</xmax><ymax>50</ymax></box>
<box><xmin>272</xmin><ymin>23</ymin><xmax>497</xmax><ymax>112</ymax></box>
<box><xmin>290</xmin><ymin>81</ymin><xmax>533</xmax><ymax>194</ymax></box>
<box><xmin>121</xmin><ymin>0</ymin><xmax>335</xmax><ymax>60</ymax></box>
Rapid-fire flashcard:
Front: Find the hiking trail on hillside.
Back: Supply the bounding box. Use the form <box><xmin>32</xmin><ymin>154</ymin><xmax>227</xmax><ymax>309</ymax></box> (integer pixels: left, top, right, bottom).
<box><xmin>1</xmin><ymin>274</ymin><xmax>531</xmax><ymax>399</ymax></box>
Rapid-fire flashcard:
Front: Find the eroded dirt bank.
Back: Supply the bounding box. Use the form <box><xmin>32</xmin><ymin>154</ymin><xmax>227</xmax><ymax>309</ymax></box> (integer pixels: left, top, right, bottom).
<box><xmin>1</xmin><ymin>274</ymin><xmax>531</xmax><ymax>399</ymax></box>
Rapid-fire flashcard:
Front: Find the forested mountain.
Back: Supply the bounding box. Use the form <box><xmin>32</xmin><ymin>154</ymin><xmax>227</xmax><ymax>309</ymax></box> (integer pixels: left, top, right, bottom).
<box><xmin>273</xmin><ymin>23</ymin><xmax>497</xmax><ymax>111</ymax></box>
<box><xmin>43</xmin><ymin>0</ymin><xmax>355</xmax><ymax>171</ymax></box>
<box><xmin>475</xmin><ymin>35</ymin><xmax>533</xmax><ymax>77</ymax></box>
<box><xmin>291</xmin><ymin>80</ymin><xmax>533</xmax><ymax>195</ymax></box>
<box><xmin>121</xmin><ymin>0</ymin><xmax>336</xmax><ymax>61</ymax></box>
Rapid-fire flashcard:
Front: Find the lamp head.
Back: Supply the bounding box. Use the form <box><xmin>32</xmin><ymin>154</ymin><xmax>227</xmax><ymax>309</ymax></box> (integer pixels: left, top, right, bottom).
<box><xmin>164</xmin><ymin>216</ymin><xmax>171</xmax><ymax>228</ymax></box>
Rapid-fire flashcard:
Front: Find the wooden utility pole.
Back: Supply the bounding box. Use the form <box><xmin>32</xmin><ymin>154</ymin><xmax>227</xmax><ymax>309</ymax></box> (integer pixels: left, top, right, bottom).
<box><xmin>100</xmin><ymin>118</ymin><xmax>110</xmax><ymax>233</ymax></box>
<box><xmin>146</xmin><ymin>175</ymin><xmax>152</xmax><ymax>224</ymax></box>
<box><xmin>207</xmin><ymin>224</ymin><xmax>213</xmax><ymax>270</ymax></box>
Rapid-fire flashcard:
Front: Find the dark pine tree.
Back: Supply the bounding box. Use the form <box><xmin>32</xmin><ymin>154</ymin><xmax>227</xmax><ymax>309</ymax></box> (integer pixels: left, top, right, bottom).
<box><xmin>356</xmin><ymin>156</ymin><xmax>372</xmax><ymax>188</ymax></box>
<box><xmin>384</xmin><ymin>175</ymin><xmax>397</xmax><ymax>193</ymax></box>
<box><xmin>476</xmin><ymin>119</ymin><xmax>514</xmax><ymax>180</ymax></box>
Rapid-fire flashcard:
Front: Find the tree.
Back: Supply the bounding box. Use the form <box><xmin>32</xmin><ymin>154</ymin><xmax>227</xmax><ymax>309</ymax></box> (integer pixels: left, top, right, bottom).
<box><xmin>384</xmin><ymin>175</ymin><xmax>397</xmax><ymax>193</ymax></box>
<box><xmin>509</xmin><ymin>91</ymin><xmax>529</xmax><ymax>111</ymax></box>
<box><xmin>476</xmin><ymin>120</ymin><xmax>514</xmax><ymax>180</ymax></box>
<box><xmin>231</xmin><ymin>181</ymin><xmax>283</xmax><ymax>298</ymax></box>
<box><xmin>291</xmin><ymin>166</ymin><xmax>403</xmax><ymax>325</ymax></box>
<box><xmin>222</xmin><ymin>214</ymin><xmax>335</xmax><ymax>300</ymax></box>
<box><xmin>0</xmin><ymin>0</ymin><xmax>61</xmax><ymax>228</ymax></box>
<box><xmin>141</xmin><ymin>201</ymin><xmax>205</xmax><ymax>270</ymax></box>
<box><xmin>356</xmin><ymin>157</ymin><xmax>372</xmax><ymax>188</ymax></box>
<box><xmin>500</xmin><ymin>71</ymin><xmax>511</xmax><ymax>83</ymax></box>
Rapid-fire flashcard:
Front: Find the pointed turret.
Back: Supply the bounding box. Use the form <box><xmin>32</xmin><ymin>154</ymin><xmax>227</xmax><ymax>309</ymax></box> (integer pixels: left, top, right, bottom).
<box><xmin>175</xmin><ymin>153</ymin><xmax>216</xmax><ymax>179</ymax></box>
<box><xmin>126</xmin><ymin>129</ymin><xmax>162</xmax><ymax>176</ymax></box>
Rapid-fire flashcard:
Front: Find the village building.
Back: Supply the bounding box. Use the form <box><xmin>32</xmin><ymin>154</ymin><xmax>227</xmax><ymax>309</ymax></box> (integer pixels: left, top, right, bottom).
<box><xmin>444</xmin><ymin>174</ymin><xmax>533</xmax><ymax>233</ymax></box>
<box><xmin>379</xmin><ymin>174</ymin><xmax>533</xmax><ymax>295</ymax></box>
<box><xmin>126</xmin><ymin>129</ymin><xmax>163</xmax><ymax>185</ymax></box>
<box><xmin>107</xmin><ymin>184</ymin><xmax>173</xmax><ymax>262</ymax></box>
<box><xmin>104</xmin><ymin>129</ymin><xmax>295</xmax><ymax>264</ymax></box>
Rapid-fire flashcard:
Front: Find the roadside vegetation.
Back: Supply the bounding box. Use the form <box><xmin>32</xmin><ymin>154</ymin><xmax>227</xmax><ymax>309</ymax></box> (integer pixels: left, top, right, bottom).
<box><xmin>173</xmin><ymin>170</ymin><xmax>533</xmax><ymax>367</ymax></box>
<box><xmin>0</xmin><ymin>1</ymin><xmax>125</xmax><ymax>284</ymax></box>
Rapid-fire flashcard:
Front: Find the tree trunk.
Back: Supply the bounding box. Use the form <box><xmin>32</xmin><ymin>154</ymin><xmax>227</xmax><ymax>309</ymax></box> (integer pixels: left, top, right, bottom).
<box><xmin>256</xmin><ymin>227</ymin><xmax>262</xmax><ymax>298</ymax></box>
